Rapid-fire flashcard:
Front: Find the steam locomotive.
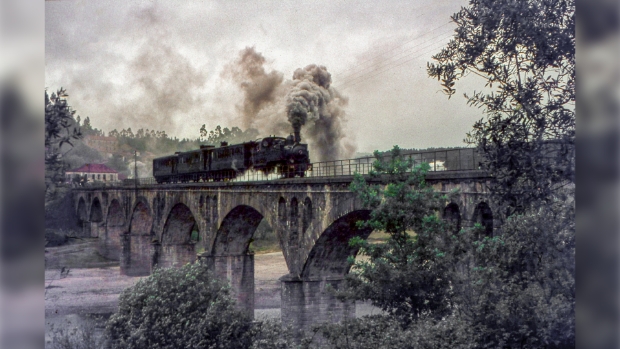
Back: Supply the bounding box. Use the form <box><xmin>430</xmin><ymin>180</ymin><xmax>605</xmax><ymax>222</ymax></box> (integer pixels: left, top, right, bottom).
<box><xmin>152</xmin><ymin>132</ymin><xmax>310</xmax><ymax>183</ymax></box>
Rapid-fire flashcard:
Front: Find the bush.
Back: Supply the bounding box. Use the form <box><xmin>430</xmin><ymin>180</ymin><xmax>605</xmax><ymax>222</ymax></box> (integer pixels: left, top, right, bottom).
<box><xmin>105</xmin><ymin>262</ymin><xmax>254</xmax><ymax>349</ymax></box>
<box><xmin>49</xmin><ymin>316</ymin><xmax>104</xmax><ymax>349</ymax></box>
<box><xmin>301</xmin><ymin>315</ymin><xmax>414</xmax><ymax>349</ymax></box>
<box><xmin>249</xmin><ymin>319</ymin><xmax>296</xmax><ymax>349</ymax></box>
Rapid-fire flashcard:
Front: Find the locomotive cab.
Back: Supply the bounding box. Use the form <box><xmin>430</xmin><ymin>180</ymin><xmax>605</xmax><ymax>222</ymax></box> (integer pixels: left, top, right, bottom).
<box><xmin>252</xmin><ymin>135</ymin><xmax>309</xmax><ymax>177</ymax></box>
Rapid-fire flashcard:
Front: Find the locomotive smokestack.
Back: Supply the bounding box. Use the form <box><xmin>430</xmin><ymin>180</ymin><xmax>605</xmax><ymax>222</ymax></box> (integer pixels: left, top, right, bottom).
<box><xmin>294</xmin><ymin>127</ymin><xmax>301</xmax><ymax>143</ymax></box>
<box><xmin>289</xmin><ymin>110</ymin><xmax>303</xmax><ymax>143</ymax></box>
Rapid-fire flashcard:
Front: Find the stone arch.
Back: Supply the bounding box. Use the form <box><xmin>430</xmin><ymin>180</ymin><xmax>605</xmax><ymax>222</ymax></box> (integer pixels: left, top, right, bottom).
<box><xmin>77</xmin><ymin>197</ymin><xmax>87</xmax><ymax>223</ymax></box>
<box><xmin>107</xmin><ymin>199</ymin><xmax>125</xmax><ymax>226</ymax></box>
<box><xmin>278</xmin><ymin>197</ymin><xmax>286</xmax><ymax>225</ymax></box>
<box><xmin>212</xmin><ymin>205</ymin><xmax>264</xmax><ymax>255</ymax></box>
<box><xmin>443</xmin><ymin>202</ymin><xmax>461</xmax><ymax>232</ymax></box>
<box><xmin>156</xmin><ymin>203</ymin><xmax>200</xmax><ymax>268</ymax></box>
<box><xmin>89</xmin><ymin>197</ymin><xmax>103</xmax><ymax>222</ymax></box>
<box><xmin>129</xmin><ymin>198</ymin><xmax>153</xmax><ymax>236</ymax></box>
<box><xmin>302</xmin><ymin>197</ymin><xmax>312</xmax><ymax>233</ymax></box>
<box><xmin>290</xmin><ymin>197</ymin><xmax>299</xmax><ymax>247</ymax></box>
<box><xmin>161</xmin><ymin>203</ymin><xmax>199</xmax><ymax>245</ymax></box>
<box><xmin>209</xmin><ymin>204</ymin><xmax>265</xmax><ymax>317</ymax></box>
<box><xmin>301</xmin><ymin>210</ymin><xmax>372</xmax><ymax>279</ymax></box>
<box><xmin>473</xmin><ymin>201</ymin><xmax>493</xmax><ymax>237</ymax></box>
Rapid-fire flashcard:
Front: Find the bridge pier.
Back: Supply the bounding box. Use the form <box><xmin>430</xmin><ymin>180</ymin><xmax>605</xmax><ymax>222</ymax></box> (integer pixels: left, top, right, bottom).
<box><xmin>120</xmin><ymin>234</ymin><xmax>154</xmax><ymax>276</ymax></box>
<box><xmin>80</xmin><ymin>220</ymin><xmax>91</xmax><ymax>237</ymax></box>
<box><xmin>98</xmin><ymin>224</ymin><xmax>123</xmax><ymax>260</ymax></box>
<box><xmin>200</xmin><ymin>254</ymin><xmax>255</xmax><ymax>318</ymax></box>
<box><xmin>153</xmin><ymin>243</ymin><xmax>196</xmax><ymax>269</ymax></box>
<box><xmin>280</xmin><ymin>275</ymin><xmax>354</xmax><ymax>335</ymax></box>
<box><xmin>89</xmin><ymin>221</ymin><xmax>103</xmax><ymax>238</ymax></box>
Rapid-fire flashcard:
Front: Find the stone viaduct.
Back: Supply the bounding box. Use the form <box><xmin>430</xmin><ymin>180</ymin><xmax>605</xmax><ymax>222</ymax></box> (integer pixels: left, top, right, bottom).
<box><xmin>72</xmin><ymin>170</ymin><xmax>494</xmax><ymax>332</ymax></box>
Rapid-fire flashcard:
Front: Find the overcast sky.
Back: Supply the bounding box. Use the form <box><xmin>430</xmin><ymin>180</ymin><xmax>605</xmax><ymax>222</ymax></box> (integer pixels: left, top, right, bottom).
<box><xmin>45</xmin><ymin>0</ymin><xmax>483</xmax><ymax>154</ymax></box>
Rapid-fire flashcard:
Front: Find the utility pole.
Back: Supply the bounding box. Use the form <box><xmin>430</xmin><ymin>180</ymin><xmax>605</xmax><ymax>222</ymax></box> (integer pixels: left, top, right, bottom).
<box><xmin>134</xmin><ymin>150</ymin><xmax>138</xmax><ymax>195</ymax></box>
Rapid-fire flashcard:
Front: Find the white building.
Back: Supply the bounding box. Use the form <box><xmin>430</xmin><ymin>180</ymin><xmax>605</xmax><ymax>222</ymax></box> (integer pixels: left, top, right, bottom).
<box><xmin>66</xmin><ymin>163</ymin><xmax>119</xmax><ymax>183</ymax></box>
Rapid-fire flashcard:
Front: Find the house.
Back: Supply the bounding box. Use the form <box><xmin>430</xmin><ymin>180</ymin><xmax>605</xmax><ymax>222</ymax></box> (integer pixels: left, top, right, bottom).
<box><xmin>66</xmin><ymin>163</ymin><xmax>119</xmax><ymax>183</ymax></box>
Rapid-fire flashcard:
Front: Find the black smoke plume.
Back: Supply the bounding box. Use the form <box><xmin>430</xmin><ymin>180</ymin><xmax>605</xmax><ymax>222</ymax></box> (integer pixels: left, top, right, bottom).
<box><xmin>226</xmin><ymin>49</ymin><xmax>355</xmax><ymax>162</ymax></box>
<box><xmin>286</xmin><ymin>64</ymin><xmax>354</xmax><ymax>161</ymax></box>
<box><xmin>226</xmin><ymin>47</ymin><xmax>284</xmax><ymax>131</ymax></box>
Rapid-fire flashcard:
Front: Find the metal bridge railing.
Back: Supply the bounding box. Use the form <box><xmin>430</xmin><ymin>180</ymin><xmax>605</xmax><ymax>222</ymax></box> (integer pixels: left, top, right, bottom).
<box><xmin>306</xmin><ymin>148</ymin><xmax>482</xmax><ymax>177</ymax></box>
<box><xmin>78</xmin><ymin>148</ymin><xmax>482</xmax><ymax>187</ymax></box>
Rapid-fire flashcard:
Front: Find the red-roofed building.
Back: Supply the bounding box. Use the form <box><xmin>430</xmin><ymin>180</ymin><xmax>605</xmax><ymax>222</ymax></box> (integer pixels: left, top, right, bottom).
<box><xmin>66</xmin><ymin>163</ymin><xmax>119</xmax><ymax>183</ymax></box>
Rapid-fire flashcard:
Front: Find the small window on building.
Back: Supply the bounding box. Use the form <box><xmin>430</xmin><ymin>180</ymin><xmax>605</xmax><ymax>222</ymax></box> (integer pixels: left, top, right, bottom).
<box><xmin>98</xmin><ymin>174</ymin><xmax>101</xmax><ymax>179</ymax></box>
<box><xmin>92</xmin><ymin>174</ymin><xmax>95</xmax><ymax>179</ymax></box>
<box><xmin>103</xmin><ymin>174</ymin><xmax>106</xmax><ymax>180</ymax></box>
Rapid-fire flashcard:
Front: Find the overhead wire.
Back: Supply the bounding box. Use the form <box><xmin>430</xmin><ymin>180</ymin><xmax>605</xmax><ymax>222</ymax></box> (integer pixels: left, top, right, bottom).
<box><xmin>332</xmin><ymin>23</ymin><xmax>456</xmax><ymax>91</ymax></box>
<box><xmin>332</xmin><ymin>14</ymin><xmax>448</xmax><ymax>77</ymax></box>
<box><xmin>339</xmin><ymin>39</ymin><xmax>452</xmax><ymax>91</ymax></box>
<box><xmin>336</xmin><ymin>30</ymin><xmax>455</xmax><ymax>88</ymax></box>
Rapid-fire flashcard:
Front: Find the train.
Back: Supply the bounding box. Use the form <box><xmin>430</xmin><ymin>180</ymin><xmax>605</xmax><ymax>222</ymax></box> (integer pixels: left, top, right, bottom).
<box><xmin>152</xmin><ymin>132</ymin><xmax>310</xmax><ymax>183</ymax></box>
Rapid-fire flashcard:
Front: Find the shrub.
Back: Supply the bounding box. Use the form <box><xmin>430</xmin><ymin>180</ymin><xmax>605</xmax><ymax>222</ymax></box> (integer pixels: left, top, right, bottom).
<box><xmin>49</xmin><ymin>316</ymin><xmax>103</xmax><ymax>349</ymax></box>
<box><xmin>301</xmin><ymin>315</ymin><xmax>414</xmax><ymax>349</ymax></box>
<box><xmin>105</xmin><ymin>262</ymin><xmax>253</xmax><ymax>349</ymax></box>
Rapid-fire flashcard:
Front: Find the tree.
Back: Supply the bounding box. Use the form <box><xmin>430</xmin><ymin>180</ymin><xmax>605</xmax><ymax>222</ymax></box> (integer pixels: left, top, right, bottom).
<box><xmin>105</xmin><ymin>261</ymin><xmax>297</xmax><ymax>349</ymax></box>
<box><xmin>45</xmin><ymin>88</ymin><xmax>81</xmax><ymax>195</ymax></box>
<box><xmin>344</xmin><ymin>146</ymin><xmax>457</xmax><ymax>325</ymax></box>
<box><xmin>200</xmin><ymin>124</ymin><xmax>260</xmax><ymax>145</ymax></box>
<box><xmin>427</xmin><ymin>0</ymin><xmax>575</xmax><ymax>215</ymax></box>
<box><xmin>105</xmin><ymin>262</ymin><xmax>254</xmax><ymax>349</ymax></box>
<box><xmin>81</xmin><ymin>116</ymin><xmax>92</xmax><ymax>132</ymax></box>
<box><xmin>329</xmin><ymin>146</ymin><xmax>575</xmax><ymax>349</ymax></box>
<box><xmin>106</xmin><ymin>154</ymin><xmax>130</xmax><ymax>177</ymax></box>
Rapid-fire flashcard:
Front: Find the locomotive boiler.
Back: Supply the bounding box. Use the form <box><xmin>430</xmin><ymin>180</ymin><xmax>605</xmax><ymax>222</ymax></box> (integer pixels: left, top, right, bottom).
<box><xmin>152</xmin><ymin>133</ymin><xmax>310</xmax><ymax>183</ymax></box>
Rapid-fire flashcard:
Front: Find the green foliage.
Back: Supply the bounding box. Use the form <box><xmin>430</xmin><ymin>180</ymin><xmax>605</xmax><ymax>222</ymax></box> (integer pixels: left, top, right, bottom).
<box><xmin>45</xmin><ymin>88</ymin><xmax>82</xmax><ymax>196</ymax></box>
<box><xmin>350</xmin><ymin>146</ymin><xmax>448</xmax><ymax>236</ymax></box>
<box><xmin>190</xmin><ymin>230</ymin><xmax>199</xmax><ymax>242</ymax></box>
<box><xmin>105</xmin><ymin>262</ymin><xmax>254</xmax><ymax>349</ymax></box>
<box><xmin>331</xmin><ymin>201</ymin><xmax>574</xmax><ymax>349</ymax></box>
<box><xmin>113</xmin><ymin>128</ymin><xmax>202</xmax><ymax>155</ymax></box>
<box><xmin>105</xmin><ymin>154</ymin><xmax>130</xmax><ymax>177</ymax></box>
<box><xmin>61</xmin><ymin>140</ymin><xmax>104</xmax><ymax>172</ymax></box>
<box><xmin>45</xmin><ymin>88</ymin><xmax>81</xmax><ymax>151</ymax></box>
<box><xmin>302</xmin><ymin>316</ymin><xmax>415</xmax><ymax>349</ymax></box>
<box><xmin>249</xmin><ymin>319</ymin><xmax>296</xmax><ymax>349</ymax></box>
<box><xmin>200</xmin><ymin>124</ymin><xmax>260</xmax><ymax>145</ymax></box>
<box><xmin>346</xmin><ymin>146</ymin><xmax>457</xmax><ymax>324</ymax></box>
<box><xmin>80</xmin><ymin>116</ymin><xmax>104</xmax><ymax>136</ymax></box>
<box><xmin>428</xmin><ymin>0</ymin><xmax>575</xmax><ymax>215</ymax></box>
<box><xmin>341</xmin><ymin>143</ymin><xmax>574</xmax><ymax>348</ymax></box>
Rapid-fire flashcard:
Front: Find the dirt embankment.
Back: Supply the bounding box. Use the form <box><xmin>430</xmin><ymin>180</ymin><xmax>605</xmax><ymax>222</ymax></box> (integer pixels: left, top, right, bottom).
<box><xmin>45</xmin><ymin>239</ymin><xmax>288</xmax><ymax>317</ymax></box>
<box><xmin>45</xmin><ymin>238</ymin><xmax>290</xmax><ymax>347</ymax></box>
